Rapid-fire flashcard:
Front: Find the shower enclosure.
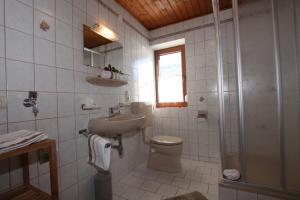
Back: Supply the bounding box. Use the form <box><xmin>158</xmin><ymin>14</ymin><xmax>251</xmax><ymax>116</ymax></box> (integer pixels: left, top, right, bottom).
<box><xmin>212</xmin><ymin>0</ymin><xmax>300</xmax><ymax>196</ymax></box>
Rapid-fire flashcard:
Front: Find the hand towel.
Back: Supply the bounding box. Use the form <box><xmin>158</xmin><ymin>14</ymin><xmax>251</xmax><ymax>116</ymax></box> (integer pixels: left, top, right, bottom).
<box><xmin>0</xmin><ymin>130</ymin><xmax>48</xmax><ymax>153</ymax></box>
<box><xmin>88</xmin><ymin>134</ymin><xmax>111</xmax><ymax>171</ymax></box>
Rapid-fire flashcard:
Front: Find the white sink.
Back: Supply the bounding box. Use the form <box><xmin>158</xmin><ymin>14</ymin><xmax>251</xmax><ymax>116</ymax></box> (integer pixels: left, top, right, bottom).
<box><xmin>88</xmin><ymin>114</ymin><xmax>146</xmax><ymax>136</ymax></box>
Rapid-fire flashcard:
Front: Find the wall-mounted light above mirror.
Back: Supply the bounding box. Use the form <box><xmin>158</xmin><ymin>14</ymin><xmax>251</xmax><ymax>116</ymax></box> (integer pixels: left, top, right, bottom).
<box><xmin>83</xmin><ymin>24</ymin><xmax>127</xmax><ymax>84</ymax></box>
<box><xmin>83</xmin><ymin>24</ymin><xmax>123</xmax><ymax>68</ymax></box>
<box><xmin>83</xmin><ymin>24</ymin><xmax>116</xmax><ymax>49</ymax></box>
<box><xmin>91</xmin><ymin>24</ymin><xmax>118</xmax><ymax>42</ymax></box>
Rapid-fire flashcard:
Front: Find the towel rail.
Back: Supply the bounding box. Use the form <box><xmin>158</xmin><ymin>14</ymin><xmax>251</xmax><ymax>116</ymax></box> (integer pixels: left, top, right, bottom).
<box><xmin>78</xmin><ymin>129</ymin><xmax>123</xmax><ymax>156</ymax></box>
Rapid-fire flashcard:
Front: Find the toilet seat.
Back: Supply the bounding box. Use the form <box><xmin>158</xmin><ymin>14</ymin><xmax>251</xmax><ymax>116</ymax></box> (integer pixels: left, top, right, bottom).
<box><xmin>151</xmin><ymin>135</ymin><xmax>183</xmax><ymax>146</ymax></box>
<box><xmin>148</xmin><ymin>135</ymin><xmax>183</xmax><ymax>172</ymax></box>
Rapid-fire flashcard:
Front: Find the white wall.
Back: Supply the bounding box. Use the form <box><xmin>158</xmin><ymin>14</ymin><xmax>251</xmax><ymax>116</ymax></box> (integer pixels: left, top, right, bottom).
<box><xmin>145</xmin><ymin>10</ymin><xmax>234</xmax><ymax>162</ymax></box>
<box><xmin>0</xmin><ymin>0</ymin><xmax>153</xmax><ymax>199</ymax></box>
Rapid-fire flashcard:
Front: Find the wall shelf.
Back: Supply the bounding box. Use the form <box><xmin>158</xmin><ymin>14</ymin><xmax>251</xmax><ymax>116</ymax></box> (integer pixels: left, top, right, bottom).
<box><xmin>86</xmin><ymin>76</ymin><xmax>128</xmax><ymax>87</ymax></box>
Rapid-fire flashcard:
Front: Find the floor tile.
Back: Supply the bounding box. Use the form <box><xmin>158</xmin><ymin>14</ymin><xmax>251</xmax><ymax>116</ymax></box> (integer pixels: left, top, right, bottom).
<box><xmin>113</xmin><ymin>195</ymin><xmax>126</xmax><ymax>200</ymax></box>
<box><xmin>142</xmin><ymin>180</ymin><xmax>161</xmax><ymax>192</ymax></box>
<box><xmin>172</xmin><ymin>178</ymin><xmax>191</xmax><ymax>189</ymax></box>
<box><xmin>156</xmin><ymin>184</ymin><xmax>178</xmax><ymax>197</ymax></box>
<box><xmin>202</xmin><ymin>175</ymin><xmax>219</xmax><ymax>185</ymax></box>
<box><xmin>185</xmin><ymin>169</ymin><xmax>203</xmax><ymax>181</ymax></box>
<box><xmin>121</xmin><ymin>186</ymin><xmax>144</xmax><ymax>200</ymax></box>
<box><xmin>189</xmin><ymin>181</ymin><xmax>209</xmax><ymax>194</ymax></box>
<box><xmin>140</xmin><ymin>191</ymin><xmax>162</xmax><ymax>200</ymax></box>
<box><xmin>115</xmin><ymin>159</ymin><xmax>220</xmax><ymax>200</ymax></box>
<box><xmin>120</xmin><ymin>175</ymin><xmax>145</xmax><ymax>187</ymax></box>
<box><xmin>156</xmin><ymin>174</ymin><xmax>174</xmax><ymax>184</ymax></box>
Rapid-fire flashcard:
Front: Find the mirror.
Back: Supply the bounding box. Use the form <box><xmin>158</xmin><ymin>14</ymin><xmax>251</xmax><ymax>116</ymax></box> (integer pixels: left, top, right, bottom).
<box><xmin>83</xmin><ymin>24</ymin><xmax>123</xmax><ymax>71</ymax></box>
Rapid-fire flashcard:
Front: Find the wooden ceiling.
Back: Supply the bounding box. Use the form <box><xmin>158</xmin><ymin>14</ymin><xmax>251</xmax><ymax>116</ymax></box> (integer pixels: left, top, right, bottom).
<box><xmin>116</xmin><ymin>0</ymin><xmax>232</xmax><ymax>30</ymax></box>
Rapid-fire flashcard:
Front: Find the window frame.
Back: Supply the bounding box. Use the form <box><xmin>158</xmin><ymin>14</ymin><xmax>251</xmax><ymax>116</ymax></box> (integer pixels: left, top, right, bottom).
<box><xmin>154</xmin><ymin>45</ymin><xmax>187</xmax><ymax>108</ymax></box>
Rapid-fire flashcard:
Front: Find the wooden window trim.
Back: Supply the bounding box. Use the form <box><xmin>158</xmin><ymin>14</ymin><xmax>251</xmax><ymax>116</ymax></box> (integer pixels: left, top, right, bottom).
<box><xmin>154</xmin><ymin>45</ymin><xmax>187</xmax><ymax>108</ymax></box>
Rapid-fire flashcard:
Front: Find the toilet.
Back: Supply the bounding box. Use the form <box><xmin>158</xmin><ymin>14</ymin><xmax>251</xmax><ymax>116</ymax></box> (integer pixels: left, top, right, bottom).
<box><xmin>130</xmin><ymin>102</ymin><xmax>183</xmax><ymax>173</ymax></box>
<box><xmin>148</xmin><ymin>135</ymin><xmax>183</xmax><ymax>173</ymax></box>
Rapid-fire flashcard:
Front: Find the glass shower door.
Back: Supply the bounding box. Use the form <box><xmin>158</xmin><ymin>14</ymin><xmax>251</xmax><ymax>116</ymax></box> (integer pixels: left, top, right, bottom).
<box><xmin>238</xmin><ymin>0</ymin><xmax>281</xmax><ymax>187</ymax></box>
<box><xmin>220</xmin><ymin>13</ymin><xmax>241</xmax><ymax>172</ymax></box>
<box><xmin>278</xmin><ymin>0</ymin><xmax>300</xmax><ymax>192</ymax></box>
<box><xmin>215</xmin><ymin>0</ymin><xmax>300</xmax><ymax>192</ymax></box>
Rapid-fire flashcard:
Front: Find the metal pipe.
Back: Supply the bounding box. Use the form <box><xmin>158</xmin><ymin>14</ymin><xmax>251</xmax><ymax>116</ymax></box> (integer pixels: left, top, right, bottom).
<box><xmin>91</xmin><ymin>52</ymin><xmax>94</xmax><ymax>67</ymax></box>
<box><xmin>293</xmin><ymin>1</ymin><xmax>300</xmax><ymax>174</ymax></box>
<box><xmin>232</xmin><ymin>0</ymin><xmax>247</xmax><ymax>182</ymax></box>
<box><xmin>271</xmin><ymin>0</ymin><xmax>285</xmax><ymax>189</ymax></box>
<box><xmin>211</xmin><ymin>0</ymin><xmax>226</xmax><ymax>172</ymax></box>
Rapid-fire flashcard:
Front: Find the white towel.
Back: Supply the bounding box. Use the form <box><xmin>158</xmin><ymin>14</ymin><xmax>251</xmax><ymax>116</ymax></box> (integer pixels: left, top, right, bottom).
<box><xmin>0</xmin><ymin>130</ymin><xmax>48</xmax><ymax>153</ymax></box>
<box><xmin>88</xmin><ymin>134</ymin><xmax>111</xmax><ymax>171</ymax></box>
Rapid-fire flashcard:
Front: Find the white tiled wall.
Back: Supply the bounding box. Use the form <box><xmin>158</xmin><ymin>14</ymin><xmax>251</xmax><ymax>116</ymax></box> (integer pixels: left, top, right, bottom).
<box><xmin>0</xmin><ymin>0</ymin><xmax>152</xmax><ymax>199</ymax></box>
<box><xmin>144</xmin><ymin>11</ymin><xmax>231</xmax><ymax>163</ymax></box>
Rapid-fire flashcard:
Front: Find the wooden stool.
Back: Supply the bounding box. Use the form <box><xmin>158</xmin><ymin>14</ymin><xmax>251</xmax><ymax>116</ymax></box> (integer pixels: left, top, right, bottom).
<box><xmin>0</xmin><ymin>139</ymin><xmax>59</xmax><ymax>200</ymax></box>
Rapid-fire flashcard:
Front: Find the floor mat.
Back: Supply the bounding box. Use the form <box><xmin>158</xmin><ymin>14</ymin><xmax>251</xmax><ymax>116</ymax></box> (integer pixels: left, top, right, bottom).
<box><xmin>164</xmin><ymin>191</ymin><xmax>208</xmax><ymax>200</ymax></box>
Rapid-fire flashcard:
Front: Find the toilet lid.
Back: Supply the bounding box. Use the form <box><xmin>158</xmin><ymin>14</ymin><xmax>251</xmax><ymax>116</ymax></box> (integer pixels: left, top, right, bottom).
<box><xmin>151</xmin><ymin>135</ymin><xmax>183</xmax><ymax>145</ymax></box>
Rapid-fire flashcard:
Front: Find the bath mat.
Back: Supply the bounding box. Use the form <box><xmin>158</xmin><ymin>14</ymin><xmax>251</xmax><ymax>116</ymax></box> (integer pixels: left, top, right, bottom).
<box><xmin>164</xmin><ymin>191</ymin><xmax>208</xmax><ymax>200</ymax></box>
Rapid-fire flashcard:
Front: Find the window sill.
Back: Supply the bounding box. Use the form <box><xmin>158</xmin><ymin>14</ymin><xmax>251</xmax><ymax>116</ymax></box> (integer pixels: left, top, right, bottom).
<box><xmin>156</xmin><ymin>102</ymin><xmax>188</xmax><ymax>108</ymax></box>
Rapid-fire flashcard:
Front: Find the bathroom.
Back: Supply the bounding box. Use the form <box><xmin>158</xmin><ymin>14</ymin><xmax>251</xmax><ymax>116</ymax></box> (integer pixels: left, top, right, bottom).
<box><xmin>0</xmin><ymin>0</ymin><xmax>299</xmax><ymax>200</ymax></box>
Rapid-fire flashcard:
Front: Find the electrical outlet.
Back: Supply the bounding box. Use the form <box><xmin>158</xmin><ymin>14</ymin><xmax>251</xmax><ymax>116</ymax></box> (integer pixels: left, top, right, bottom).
<box><xmin>0</xmin><ymin>96</ymin><xmax>7</xmax><ymax>110</ymax></box>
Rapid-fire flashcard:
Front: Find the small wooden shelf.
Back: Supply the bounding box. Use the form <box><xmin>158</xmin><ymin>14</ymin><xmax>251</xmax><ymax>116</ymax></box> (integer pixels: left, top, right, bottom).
<box><xmin>86</xmin><ymin>76</ymin><xmax>128</xmax><ymax>87</ymax></box>
<box><xmin>0</xmin><ymin>139</ymin><xmax>58</xmax><ymax>200</ymax></box>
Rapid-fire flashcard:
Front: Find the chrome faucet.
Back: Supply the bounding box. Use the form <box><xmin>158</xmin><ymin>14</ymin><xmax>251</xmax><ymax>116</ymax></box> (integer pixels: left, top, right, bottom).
<box><xmin>108</xmin><ymin>105</ymin><xmax>120</xmax><ymax>118</ymax></box>
<box><xmin>23</xmin><ymin>91</ymin><xmax>39</xmax><ymax>117</ymax></box>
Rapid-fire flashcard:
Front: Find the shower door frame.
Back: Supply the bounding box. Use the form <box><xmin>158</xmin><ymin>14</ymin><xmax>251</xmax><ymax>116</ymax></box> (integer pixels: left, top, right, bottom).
<box><xmin>212</xmin><ymin>0</ymin><xmax>300</xmax><ymax>196</ymax></box>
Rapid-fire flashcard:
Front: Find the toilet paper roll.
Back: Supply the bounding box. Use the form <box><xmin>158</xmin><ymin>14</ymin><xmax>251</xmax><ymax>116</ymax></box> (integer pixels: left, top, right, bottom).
<box><xmin>223</xmin><ymin>169</ymin><xmax>241</xmax><ymax>181</ymax></box>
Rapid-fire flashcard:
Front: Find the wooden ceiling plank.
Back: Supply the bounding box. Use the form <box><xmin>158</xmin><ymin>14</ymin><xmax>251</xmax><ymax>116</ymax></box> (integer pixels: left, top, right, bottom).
<box><xmin>153</xmin><ymin>0</ymin><xmax>171</xmax><ymax>20</ymax></box>
<box><xmin>136</xmin><ymin>0</ymin><xmax>167</xmax><ymax>28</ymax></box>
<box><xmin>115</xmin><ymin>0</ymin><xmax>232</xmax><ymax>30</ymax></box>
<box><xmin>167</xmin><ymin>0</ymin><xmax>187</xmax><ymax>20</ymax></box>
<box><xmin>183</xmin><ymin>0</ymin><xmax>196</xmax><ymax>18</ymax></box>
<box><xmin>160</xmin><ymin>0</ymin><xmax>180</xmax><ymax>22</ymax></box>
<box><xmin>190</xmin><ymin>0</ymin><xmax>202</xmax><ymax>15</ymax></box>
<box><xmin>175</xmin><ymin>0</ymin><xmax>193</xmax><ymax>19</ymax></box>
<box><xmin>154</xmin><ymin>0</ymin><xmax>177</xmax><ymax>25</ymax></box>
<box><xmin>196</xmin><ymin>0</ymin><xmax>206</xmax><ymax>14</ymax></box>
<box><xmin>177</xmin><ymin>0</ymin><xmax>195</xmax><ymax>19</ymax></box>
<box><xmin>121</xmin><ymin>0</ymin><xmax>158</xmax><ymax>29</ymax></box>
<box><xmin>133</xmin><ymin>1</ymin><xmax>158</xmax><ymax>28</ymax></box>
<box><xmin>204</xmin><ymin>0</ymin><xmax>213</xmax><ymax>14</ymax></box>
<box><xmin>142</xmin><ymin>0</ymin><xmax>171</xmax><ymax>26</ymax></box>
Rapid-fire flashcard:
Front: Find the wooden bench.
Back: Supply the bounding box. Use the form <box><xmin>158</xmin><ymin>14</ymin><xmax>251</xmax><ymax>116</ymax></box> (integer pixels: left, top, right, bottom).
<box><xmin>0</xmin><ymin>139</ymin><xmax>59</xmax><ymax>200</ymax></box>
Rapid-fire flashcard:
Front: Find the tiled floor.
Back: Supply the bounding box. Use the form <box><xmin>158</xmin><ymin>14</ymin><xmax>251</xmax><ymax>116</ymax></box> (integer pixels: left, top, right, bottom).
<box><xmin>113</xmin><ymin>159</ymin><xmax>220</xmax><ymax>200</ymax></box>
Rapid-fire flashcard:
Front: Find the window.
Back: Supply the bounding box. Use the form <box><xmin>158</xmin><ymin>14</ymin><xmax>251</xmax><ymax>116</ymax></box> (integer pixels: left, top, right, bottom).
<box><xmin>155</xmin><ymin>45</ymin><xmax>187</xmax><ymax>108</ymax></box>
